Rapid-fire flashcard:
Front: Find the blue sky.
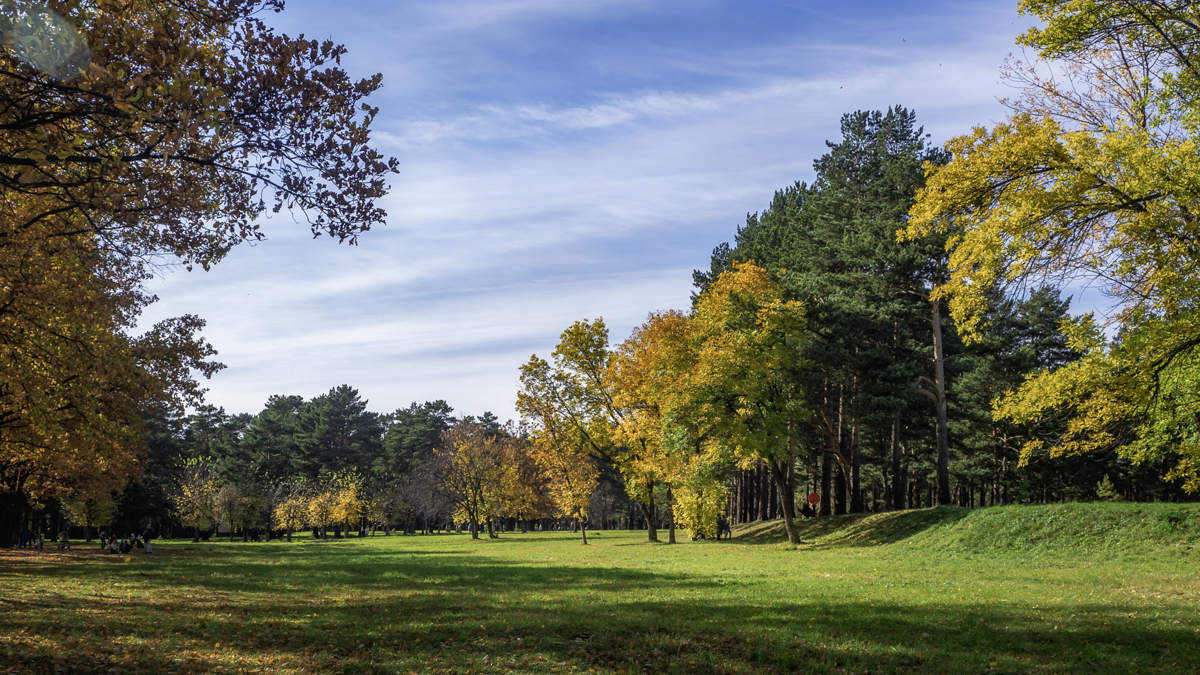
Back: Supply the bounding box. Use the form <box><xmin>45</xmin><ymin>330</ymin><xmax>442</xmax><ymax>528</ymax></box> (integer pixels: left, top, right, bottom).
<box><xmin>141</xmin><ymin>0</ymin><xmax>1032</xmax><ymax>422</ymax></box>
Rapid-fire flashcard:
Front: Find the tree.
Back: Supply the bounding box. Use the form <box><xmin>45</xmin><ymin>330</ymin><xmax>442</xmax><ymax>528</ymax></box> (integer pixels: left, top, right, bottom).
<box><xmin>273</xmin><ymin>482</ymin><xmax>309</xmax><ymax>541</ymax></box>
<box><xmin>306</xmin><ymin>487</ymin><xmax>336</xmax><ymax>539</ymax></box>
<box><xmin>378</xmin><ymin>401</ymin><xmax>454</xmax><ymax>478</ymax></box>
<box><xmin>0</xmin><ymin>0</ymin><xmax>396</xmax><ymax>544</ymax></box>
<box><xmin>685</xmin><ymin>261</ymin><xmax>811</xmax><ymax>544</ymax></box>
<box><xmin>608</xmin><ymin>310</ymin><xmax>702</xmax><ymax>543</ymax></box>
<box><xmin>434</xmin><ymin>422</ymin><xmax>503</xmax><ymax>539</ymax></box>
<box><xmin>527</xmin><ymin>430</ymin><xmax>598</xmax><ymax>545</ymax></box>
<box><xmin>517</xmin><ymin>320</ymin><xmax>615</xmax><ymax>544</ymax></box>
<box><xmin>295</xmin><ymin>385</ymin><xmax>384</xmax><ymax>478</ymax></box>
<box><xmin>0</xmin><ymin>0</ymin><xmax>397</xmax><ymax>270</ymax></box>
<box><xmin>904</xmin><ymin>0</ymin><xmax>1200</xmax><ymax>491</ymax></box>
<box><xmin>240</xmin><ymin>395</ymin><xmax>305</xmax><ymax>481</ymax></box>
<box><xmin>0</xmin><ymin>219</ymin><xmax>219</xmax><ymax>545</ymax></box>
<box><xmin>174</xmin><ymin>456</ymin><xmax>218</xmax><ymax>540</ymax></box>
<box><xmin>493</xmin><ymin>429</ymin><xmax>551</xmax><ymax>531</ymax></box>
<box><xmin>212</xmin><ymin>483</ymin><xmax>245</xmax><ymax>541</ymax></box>
<box><xmin>697</xmin><ymin>108</ymin><xmax>952</xmax><ymax>513</ymax></box>
<box><xmin>328</xmin><ymin>469</ymin><xmax>364</xmax><ymax>537</ymax></box>
<box><xmin>63</xmin><ymin>487</ymin><xmax>116</xmax><ymax>542</ymax></box>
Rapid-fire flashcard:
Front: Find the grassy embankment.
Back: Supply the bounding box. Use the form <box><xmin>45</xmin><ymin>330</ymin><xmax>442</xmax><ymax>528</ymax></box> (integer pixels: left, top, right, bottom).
<box><xmin>1</xmin><ymin>502</ymin><xmax>1198</xmax><ymax>673</ymax></box>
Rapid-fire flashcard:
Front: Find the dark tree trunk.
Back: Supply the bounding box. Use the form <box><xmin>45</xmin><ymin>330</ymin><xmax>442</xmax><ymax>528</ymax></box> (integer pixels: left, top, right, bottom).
<box><xmin>932</xmin><ymin>297</ymin><xmax>951</xmax><ymax>506</ymax></box>
<box><xmin>641</xmin><ymin>486</ymin><xmax>658</xmax><ymax>542</ymax></box>
<box><xmin>849</xmin><ymin>414</ymin><xmax>864</xmax><ymax>513</ymax></box>
<box><xmin>666</xmin><ymin>487</ymin><xmax>677</xmax><ymax>544</ymax></box>
<box><xmin>834</xmin><ymin>462</ymin><xmax>847</xmax><ymax>515</ymax></box>
<box><xmin>820</xmin><ymin>439</ymin><xmax>833</xmax><ymax>516</ymax></box>
<box><xmin>890</xmin><ymin>410</ymin><xmax>905</xmax><ymax>510</ymax></box>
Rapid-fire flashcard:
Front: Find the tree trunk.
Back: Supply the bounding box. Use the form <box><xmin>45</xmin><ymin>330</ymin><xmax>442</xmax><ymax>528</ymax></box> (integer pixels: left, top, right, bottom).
<box><xmin>578</xmin><ymin>517</ymin><xmax>588</xmax><ymax>545</ymax></box>
<box><xmin>642</xmin><ymin>485</ymin><xmax>658</xmax><ymax>542</ymax></box>
<box><xmin>932</xmin><ymin>297</ymin><xmax>952</xmax><ymax>506</ymax></box>
<box><xmin>666</xmin><ymin>487</ymin><xmax>676</xmax><ymax>544</ymax></box>
<box><xmin>767</xmin><ymin>460</ymin><xmax>799</xmax><ymax>545</ymax></box>
<box><xmin>849</xmin><ymin>413</ymin><xmax>864</xmax><ymax>513</ymax></box>
<box><xmin>834</xmin><ymin>461</ymin><xmax>847</xmax><ymax>515</ymax></box>
<box><xmin>890</xmin><ymin>409</ymin><xmax>905</xmax><ymax>510</ymax></box>
<box><xmin>820</xmin><ymin>439</ymin><xmax>833</xmax><ymax>516</ymax></box>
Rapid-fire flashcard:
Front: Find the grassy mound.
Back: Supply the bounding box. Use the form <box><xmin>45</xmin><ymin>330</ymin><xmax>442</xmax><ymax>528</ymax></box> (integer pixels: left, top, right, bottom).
<box><xmin>734</xmin><ymin>501</ymin><xmax>1200</xmax><ymax>554</ymax></box>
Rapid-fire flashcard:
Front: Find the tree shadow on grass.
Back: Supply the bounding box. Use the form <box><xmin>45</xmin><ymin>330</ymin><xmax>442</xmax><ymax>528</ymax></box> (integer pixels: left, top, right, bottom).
<box><xmin>4</xmin><ymin>557</ymin><xmax>1198</xmax><ymax>673</ymax></box>
<box><xmin>4</xmin><ymin>537</ymin><xmax>1199</xmax><ymax>673</ymax></box>
<box><xmin>734</xmin><ymin>507</ymin><xmax>972</xmax><ymax>548</ymax></box>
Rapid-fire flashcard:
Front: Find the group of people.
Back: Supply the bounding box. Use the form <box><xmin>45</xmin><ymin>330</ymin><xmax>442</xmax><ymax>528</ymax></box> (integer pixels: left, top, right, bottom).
<box><xmin>99</xmin><ymin>527</ymin><xmax>154</xmax><ymax>554</ymax></box>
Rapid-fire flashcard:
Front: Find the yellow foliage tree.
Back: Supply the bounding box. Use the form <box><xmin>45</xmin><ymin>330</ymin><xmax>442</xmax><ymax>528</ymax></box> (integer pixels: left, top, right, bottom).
<box><xmin>517</xmin><ymin>322</ymin><xmax>611</xmax><ymax>545</ymax></box>
<box><xmin>273</xmin><ymin>494</ymin><xmax>309</xmax><ymax>541</ymax></box>
<box><xmin>329</xmin><ymin>470</ymin><xmax>364</xmax><ymax>537</ymax></box>
<box><xmin>608</xmin><ymin>310</ymin><xmax>700</xmax><ymax>542</ymax></box>
<box><xmin>174</xmin><ymin>456</ymin><xmax>218</xmax><ymax>541</ymax></box>
<box><xmin>903</xmin><ymin>1</ymin><xmax>1200</xmax><ymax>490</ymax></box>
<box><xmin>307</xmin><ymin>490</ymin><xmax>337</xmax><ymax>540</ymax></box>
<box><xmin>527</xmin><ymin>428</ymin><xmax>598</xmax><ymax>545</ymax></box>
<box><xmin>682</xmin><ymin>261</ymin><xmax>811</xmax><ymax>544</ymax></box>
<box><xmin>435</xmin><ymin>422</ymin><xmax>504</xmax><ymax>539</ymax></box>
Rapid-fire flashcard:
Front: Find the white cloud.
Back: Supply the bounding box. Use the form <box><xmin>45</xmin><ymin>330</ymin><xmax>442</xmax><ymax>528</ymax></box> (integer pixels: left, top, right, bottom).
<box><xmin>146</xmin><ymin>0</ymin><xmax>1029</xmax><ymax>422</ymax></box>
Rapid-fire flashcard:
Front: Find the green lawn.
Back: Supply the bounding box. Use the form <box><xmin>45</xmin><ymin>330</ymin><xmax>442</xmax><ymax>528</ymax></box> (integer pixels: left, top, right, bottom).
<box><xmin>2</xmin><ymin>504</ymin><xmax>1199</xmax><ymax>673</ymax></box>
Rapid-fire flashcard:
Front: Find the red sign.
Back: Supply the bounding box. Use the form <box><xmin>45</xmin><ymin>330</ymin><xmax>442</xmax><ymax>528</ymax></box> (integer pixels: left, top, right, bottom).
<box><xmin>806</xmin><ymin>492</ymin><xmax>820</xmax><ymax>505</ymax></box>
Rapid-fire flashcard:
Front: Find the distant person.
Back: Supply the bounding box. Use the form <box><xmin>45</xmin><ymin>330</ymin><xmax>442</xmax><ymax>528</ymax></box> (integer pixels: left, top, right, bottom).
<box><xmin>57</xmin><ymin>530</ymin><xmax>70</xmax><ymax>551</ymax></box>
<box><xmin>142</xmin><ymin>526</ymin><xmax>154</xmax><ymax>554</ymax></box>
<box><xmin>800</xmin><ymin>503</ymin><xmax>816</xmax><ymax>519</ymax></box>
<box><xmin>18</xmin><ymin>525</ymin><xmax>30</xmax><ymax>549</ymax></box>
<box><xmin>716</xmin><ymin>515</ymin><xmax>728</xmax><ymax>540</ymax></box>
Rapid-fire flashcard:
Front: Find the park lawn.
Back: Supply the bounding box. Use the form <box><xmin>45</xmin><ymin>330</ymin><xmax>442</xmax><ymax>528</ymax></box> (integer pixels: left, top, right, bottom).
<box><xmin>1</xmin><ymin>506</ymin><xmax>1199</xmax><ymax>673</ymax></box>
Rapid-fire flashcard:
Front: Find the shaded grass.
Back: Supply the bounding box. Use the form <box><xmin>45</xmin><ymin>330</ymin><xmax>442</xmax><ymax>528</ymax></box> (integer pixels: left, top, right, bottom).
<box><xmin>1</xmin><ymin>505</ymin><xmax>1199</xmax><ymax>673</ymax></box>
<box><xmin>739</xmin><ymin>502</ymin><xmax>1200</xmax><ymax>554</ymax></box>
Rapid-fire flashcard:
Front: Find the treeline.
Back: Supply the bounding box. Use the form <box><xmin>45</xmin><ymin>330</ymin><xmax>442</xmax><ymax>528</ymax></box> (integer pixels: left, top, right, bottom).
<box><xmin>60</xmin><ymin>390</ymin><xmax>516</xmax><ymax>541</ymax></box>
<box><xmin>52</xmin><ymin>388</ymin><xmax>667</xmax><ymax>543</ymax></box>
<box><xmin>515</xmin><ymin>106</ymin><xmax>1193</xmax><ymax>545</ymax></box>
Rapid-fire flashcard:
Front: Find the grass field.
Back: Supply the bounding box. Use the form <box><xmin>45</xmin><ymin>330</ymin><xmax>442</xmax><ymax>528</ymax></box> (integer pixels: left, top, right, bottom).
<box><xmin>2</xmin><ymin>503</ymin><xmax>1199</xmax><ymax>673</ymax></box>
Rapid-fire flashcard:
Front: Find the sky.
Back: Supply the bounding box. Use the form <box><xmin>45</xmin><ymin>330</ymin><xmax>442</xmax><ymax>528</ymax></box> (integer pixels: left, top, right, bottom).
<box><xmin>141</xmin><ymin>0</ymin><xmax>1033</xmax><ymax>422</ymax></box>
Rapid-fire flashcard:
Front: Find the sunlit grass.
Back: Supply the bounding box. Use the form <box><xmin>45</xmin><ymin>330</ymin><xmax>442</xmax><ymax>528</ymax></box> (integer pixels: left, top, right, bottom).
<box><xmin>2</xmin><ymin>504</ymin><xmax>1199</xmax><ymax>672</ymax></box>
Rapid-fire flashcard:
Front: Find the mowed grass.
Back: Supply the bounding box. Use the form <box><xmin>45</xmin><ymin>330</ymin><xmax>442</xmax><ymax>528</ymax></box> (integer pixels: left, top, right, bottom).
<box><xmin>2</xmin><ymin>504</ymin><xmax>1199</xmax><ymax>673</ymax></box>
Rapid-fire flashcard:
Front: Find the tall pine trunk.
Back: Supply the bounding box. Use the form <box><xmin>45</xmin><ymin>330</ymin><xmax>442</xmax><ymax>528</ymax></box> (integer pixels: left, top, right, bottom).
<box><xmin>820</xmin><ymin>439</ymin><xmax>833</xmax><ymax>516</ymax></box>
<box><xmin>890</xmin><ymin>409</ymin><xmax>905</xmax><ymax>510</ymax></box>
<box><xmin>849</xmin><ymin>413</ymin><xmax>864</xmax><ymax>513</ymax></box>
<box><xmin>932</xmin><ymin>297</ymin><xmax>951</xmax><ymax>506</ymax></box>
